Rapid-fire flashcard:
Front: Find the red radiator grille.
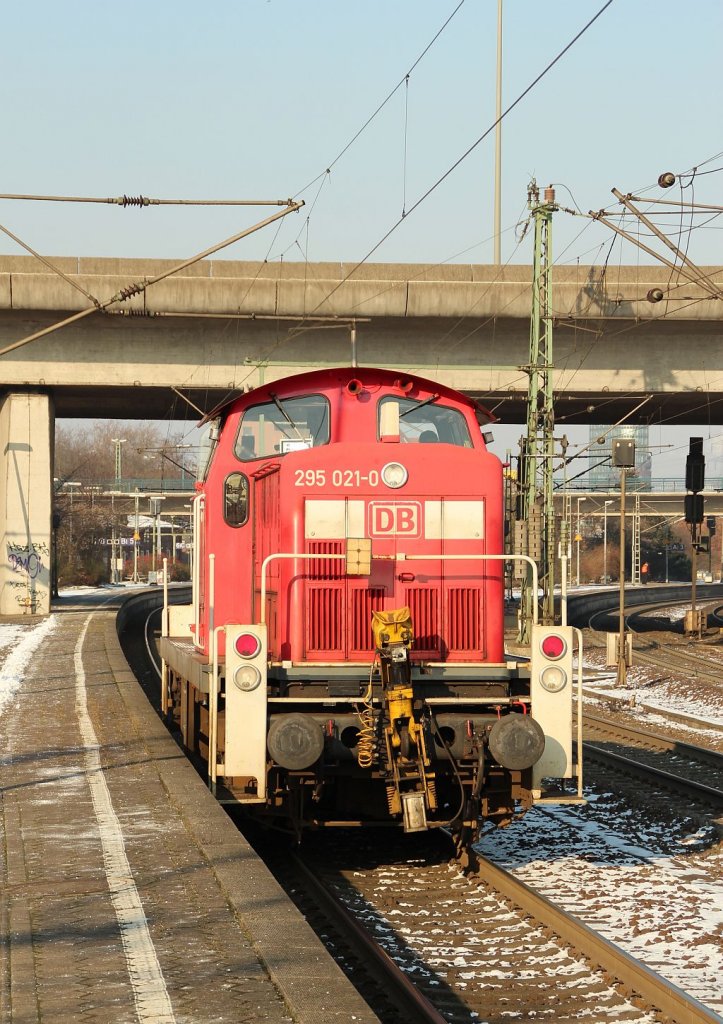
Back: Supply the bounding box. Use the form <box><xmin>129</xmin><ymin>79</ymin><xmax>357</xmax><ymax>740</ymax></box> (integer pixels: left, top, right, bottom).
<box><xmin>405</xmin><ymin>587</ymin><xmax>440</xmax><ymax>655</ymax></box>
<box><xmin>306</xmin><ymin>586</ymin><xmax>343</xmax><ymax>654</ymax></box>
<box><xmin>351</xmin><ymin>586</ymin><xmax>386</xmax><ymax>653</ymax></box>
<box><xmin>447</xmin><ymin>587</ymin><xmax>482</xmax><ymax>652</ymax></box>
<box><xmin>306</xmin><ymin>541</ymin><xmax>345</xmax><ymax>579</ymax></box>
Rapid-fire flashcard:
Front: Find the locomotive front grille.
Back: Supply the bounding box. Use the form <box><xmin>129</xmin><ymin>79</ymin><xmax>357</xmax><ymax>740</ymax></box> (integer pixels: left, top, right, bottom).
<box><xmin>307</xmin><ymin>540</ymin><xmax>345</xmax><ymax>579</ymax></box>
<box><xmin>405</xmin><ymin>586</ymin><xmax>440</xmax><ymax>656</ymax></box>
<box><xmin>447</xmin><ymin>587</ymin><xmax>482</xmax><ymax>652</ymax></box>
<box><xmin>303</xmin><ymin>545</ymin><xmax>485</xmax><ymax>660</ymax></box>
<box><xmin>351</xmin><ymin>586</ymin><xmax>386</xmax><ymax>654</ymax></box>
<box><xmin>306</xmin><ymin>586</ymin><xmax>343</xmax><ymax>654</ymax></box>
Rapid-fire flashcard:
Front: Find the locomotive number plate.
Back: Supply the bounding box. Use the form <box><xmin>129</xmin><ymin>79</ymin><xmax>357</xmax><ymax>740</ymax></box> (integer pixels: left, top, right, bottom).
<box><xmin>294</xmin><ymin>468</ymin><xmax>381</xmax><ymax>488</ymax></box>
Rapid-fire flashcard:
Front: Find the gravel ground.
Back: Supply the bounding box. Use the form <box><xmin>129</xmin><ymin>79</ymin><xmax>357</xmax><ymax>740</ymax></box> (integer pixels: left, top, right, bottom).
<box><xmin>479</xmin><ymin>625</ymin><xmax>723</xmax><ymax>1016</ymax></box>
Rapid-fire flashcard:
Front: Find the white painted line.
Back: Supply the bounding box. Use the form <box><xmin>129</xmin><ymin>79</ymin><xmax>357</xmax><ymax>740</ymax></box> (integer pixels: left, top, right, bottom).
<box><xmin>74</xmin><ymin>613</ymin><xmax>176</xmax><ymax>1024</ymax></box>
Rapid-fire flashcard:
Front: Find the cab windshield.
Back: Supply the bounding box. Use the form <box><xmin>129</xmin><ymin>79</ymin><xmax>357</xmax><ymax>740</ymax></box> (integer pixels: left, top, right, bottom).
<box><xmin>235</xmin><ymin>393</ymin><xmax>330</xmax><ymax>461</ymax></box>
<box><xmin>377</xmin><ymin>396</ymin><xmax>473</xmax><ymax>447</ymax></box>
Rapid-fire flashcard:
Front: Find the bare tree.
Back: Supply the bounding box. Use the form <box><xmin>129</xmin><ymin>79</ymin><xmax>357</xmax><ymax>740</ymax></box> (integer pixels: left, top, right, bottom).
<box><xmin>54</xmin><ymin>420</ymin><xmax>197</xmax><ymax>585</ymax></box>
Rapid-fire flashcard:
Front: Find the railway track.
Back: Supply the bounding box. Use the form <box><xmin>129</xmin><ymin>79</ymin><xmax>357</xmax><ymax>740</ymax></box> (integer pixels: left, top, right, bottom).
<box><xmin>125</xmin><ymin>594</ymin><xmax>722</xmax><ymax>1024</ymax></box>
<box><xmin>582</xmin><ymin>712</ymin><xmax>723</xmax><ymax>809</ymax></box>
<box><xmin>587</xmin><ymin>600</ymin><xmax>723</xmax><ymax>687</ymax></box>
<box><xmin>268</xmin><ymin>830</ymin><xmax>721</xmax><ymax>1024</ymax></box>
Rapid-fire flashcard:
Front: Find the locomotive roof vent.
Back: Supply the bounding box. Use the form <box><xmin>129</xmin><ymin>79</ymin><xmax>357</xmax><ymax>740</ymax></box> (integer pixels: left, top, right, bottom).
<box><xmin>346</xmin><ymin>378</ymin><xmax>364</xmax><ymax>396</ymax></box>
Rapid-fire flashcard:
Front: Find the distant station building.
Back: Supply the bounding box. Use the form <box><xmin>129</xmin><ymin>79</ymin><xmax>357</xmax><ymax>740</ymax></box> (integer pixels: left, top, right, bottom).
<box><xmin>587</xmin><ymin>424</ymin><xmax>652</xmax><ymax>490</ymax></box>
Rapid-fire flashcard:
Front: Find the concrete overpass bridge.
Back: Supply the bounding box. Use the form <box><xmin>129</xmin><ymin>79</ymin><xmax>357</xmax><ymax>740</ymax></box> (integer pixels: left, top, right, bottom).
<box><xmin>1</xmin><ymin>255</ymin><xmax>721</xmax><ymax>615</ymax></box>
<box><xmin>1</xmin><ymin>255</ymin><xmax>721</xmax><ymax>423</ymax></box>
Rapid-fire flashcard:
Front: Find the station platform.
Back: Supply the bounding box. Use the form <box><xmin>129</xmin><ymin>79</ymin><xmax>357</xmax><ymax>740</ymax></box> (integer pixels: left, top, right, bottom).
<box><xmin>0</xmin><ymin>589</ymin><xmax>378</xmax><ymax>1024</ymax></box>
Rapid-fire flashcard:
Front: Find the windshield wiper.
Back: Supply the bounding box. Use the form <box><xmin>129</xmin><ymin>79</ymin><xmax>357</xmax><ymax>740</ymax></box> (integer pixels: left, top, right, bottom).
<box><xmin>400</xmin><ymin>393</ymin><xmax>439</xmax><ymax>418</ymax></box>
<box><xmin>269</xmin><ymin>393</ymin><xmax>305</xmax><ymax>440</ymax></box>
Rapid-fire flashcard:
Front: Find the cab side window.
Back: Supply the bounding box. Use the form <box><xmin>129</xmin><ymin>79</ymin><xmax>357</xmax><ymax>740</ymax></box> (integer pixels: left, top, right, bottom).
<box><xmin>224</xmin><ymin>472</ymin><xmax>249</xmax><ymax>527</ymax></box>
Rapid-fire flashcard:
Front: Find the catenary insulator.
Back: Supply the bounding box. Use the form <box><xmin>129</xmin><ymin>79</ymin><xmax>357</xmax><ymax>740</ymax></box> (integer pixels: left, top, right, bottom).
<box><xmin>647</xmin><ymin>288</ymin><xmax>664</xmax><ymax>303</ymax></box>
<box><xmin>111</xmin><ymin>195</ymin><xmax>151</xmax><ymax>207</ymax></box>
<box><xmin>658</xmin><ymin>172</ymin><xmax>676</xmax><ymax>189</ymax></box>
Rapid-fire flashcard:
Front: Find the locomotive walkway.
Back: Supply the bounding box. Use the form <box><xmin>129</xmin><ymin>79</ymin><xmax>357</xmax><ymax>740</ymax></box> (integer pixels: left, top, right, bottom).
<box><xmin>0</xmin><ymin>588</ymin><xmax>377</xmax><ymax>1024</ymax></box>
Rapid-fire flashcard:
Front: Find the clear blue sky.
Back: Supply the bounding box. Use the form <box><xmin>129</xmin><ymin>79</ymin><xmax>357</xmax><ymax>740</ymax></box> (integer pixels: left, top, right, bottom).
<box><xmin>2</xmin><ymin>0</ymin><xmax>721</xmax><ymax>475</ymax></box>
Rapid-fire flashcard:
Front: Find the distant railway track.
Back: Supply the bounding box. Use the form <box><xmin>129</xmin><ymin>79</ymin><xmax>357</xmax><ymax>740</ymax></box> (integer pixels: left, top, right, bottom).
<box><xmin>270</xmin><ymin>832</ymin><xmax>721</xmax><ymax>1024</ymax></box>
<box><xmin>631</xmin><ymin>644</ymin><xmax>722</xmax><ymax>685</ymax></box>
<box><xmin>584</xmin><ymin>712</ymin><xmax>723</xmax><ymax>769</ymax></box>
<box><xmin>582</xmin><ymin>713</ymin><xmax>723</xmax><ymax>810</ymax></box>
<box><xmin>585</xmin><ymin>600</ymin><xmax>723</xmax><ymax>687</ymax></box>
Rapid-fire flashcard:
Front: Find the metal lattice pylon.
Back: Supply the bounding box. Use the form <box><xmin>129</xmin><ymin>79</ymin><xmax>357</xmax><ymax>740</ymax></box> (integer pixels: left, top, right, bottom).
<box><xmin>518</xmin><ymin>182</ymin><xmax>558</xmax><ymax>641</ymax></box>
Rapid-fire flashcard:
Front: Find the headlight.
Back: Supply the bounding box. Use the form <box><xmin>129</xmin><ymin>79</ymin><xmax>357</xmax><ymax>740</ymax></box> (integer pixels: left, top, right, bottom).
<box><xmin>381</xmin><ymin>462</ymin><xmax>408</xmax><ymax>489</ymax></box>
<box><xmin>540</xmin><ymin>665</ymin><xmax>567</xmax><ymax>693</ymax></box>
<box><xmin>234</xmin><ymin>664</ymin><xmax>262</xmax><ymax>691</ymax></box>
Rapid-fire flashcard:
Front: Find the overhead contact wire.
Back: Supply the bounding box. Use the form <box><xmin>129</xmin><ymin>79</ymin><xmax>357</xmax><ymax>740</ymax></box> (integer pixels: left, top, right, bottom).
<box><xmin>288</xmin><ymin>0</ymin><xmax>615</xmax><ymax>335</ymax></box>
<box><xmin>292</xmin><ymin>0</ymin><xmax>467</xmax><ymax>197</ymax></box>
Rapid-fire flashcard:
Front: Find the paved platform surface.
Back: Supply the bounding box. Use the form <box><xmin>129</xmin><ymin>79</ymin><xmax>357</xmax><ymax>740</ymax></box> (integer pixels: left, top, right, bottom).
<box><xmin>0</xmin><ymin>589</ymin><xmax>378</xmax><ymax>1024</ymax></box>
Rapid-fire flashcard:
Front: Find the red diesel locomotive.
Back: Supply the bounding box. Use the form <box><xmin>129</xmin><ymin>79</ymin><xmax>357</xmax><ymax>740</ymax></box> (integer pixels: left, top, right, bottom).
<box><xmin>160</xmin><ymin>366</ymin><xmax>581</xmax><ymax>842</ymax></box>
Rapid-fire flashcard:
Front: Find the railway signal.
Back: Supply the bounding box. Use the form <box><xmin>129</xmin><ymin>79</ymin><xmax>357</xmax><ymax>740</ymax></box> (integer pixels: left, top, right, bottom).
<box><xmin>612</xmin><ymin>438</ymin><xmax>635</xmax><ymax>686</ymax></box>
<box><xmin>685</xmin><ymin>437</ymin><xmax>706</xmax><ymax>637</ymax></box>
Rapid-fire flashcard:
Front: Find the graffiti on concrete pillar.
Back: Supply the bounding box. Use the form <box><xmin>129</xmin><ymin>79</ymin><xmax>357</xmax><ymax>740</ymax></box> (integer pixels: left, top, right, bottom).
<box><xmin>7</xmin><ymin>540</ymin><xmax>48</xmax><ymax>580</ymax></box>
<box><xmin>5</xmin><ymin>540</ymin><xmax>51</xmax><ymax>611</ymax></box>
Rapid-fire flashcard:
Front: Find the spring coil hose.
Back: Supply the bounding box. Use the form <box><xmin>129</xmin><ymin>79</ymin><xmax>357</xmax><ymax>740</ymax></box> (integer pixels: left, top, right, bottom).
<box><xmin>354</xmin><ymin>659</ymin><xmax>377</xmax><ymax>768</ymax></box>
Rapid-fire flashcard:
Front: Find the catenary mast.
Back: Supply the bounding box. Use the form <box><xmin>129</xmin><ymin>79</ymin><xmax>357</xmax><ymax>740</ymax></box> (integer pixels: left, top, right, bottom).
<box><xmin>517</xmin><ymin>181</ymin><xmax>557</xmax><ymax>641</ymax></box>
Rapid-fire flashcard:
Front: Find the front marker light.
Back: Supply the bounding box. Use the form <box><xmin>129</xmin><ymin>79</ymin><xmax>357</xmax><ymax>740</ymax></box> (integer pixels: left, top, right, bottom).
<box><xmin>540</xmin><ymin>634</ymin><xmax>567</xmax><ymax>660</ymax></box>
<box><xmin>235</xmin><ymin>632</ymin><xmax>261</xmax><ymax>658</ymax></box>
<box><xmin>540</xmin><ymin>665</ymin><xmax>567</xmax><ymax>693</ymax></box>
<box><xmin>381</xmin><ymin>462</ymin><xmax>408</xmax><ymax>489</ymax></box>
<box><xmin>234</xmin><ymin>664</ymin><xmax>262</xmax><ymax>691</ymax></box>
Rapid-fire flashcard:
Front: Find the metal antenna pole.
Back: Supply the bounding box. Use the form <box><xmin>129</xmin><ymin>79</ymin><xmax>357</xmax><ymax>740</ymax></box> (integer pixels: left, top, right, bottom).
<box><xmin>350</xmin><ymin>320</ymin><xmax>357</xmax><ymax>368</ymax></box>
<box><xmin>493</xmin><ymin>0</ymin><xmax>503</xmax><ymax>264</ymax></box>
<box><xmin>518</xmin><ymin>181</ymin><xmax>557</xmax><ymax>640</ymax></box>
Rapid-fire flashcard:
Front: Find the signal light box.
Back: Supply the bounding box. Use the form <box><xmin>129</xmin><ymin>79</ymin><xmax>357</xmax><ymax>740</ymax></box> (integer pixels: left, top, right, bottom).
<box><xmin>612</xmin><ymin>439</ymin><xmax>635</xmax><ymax>467</ymax></box>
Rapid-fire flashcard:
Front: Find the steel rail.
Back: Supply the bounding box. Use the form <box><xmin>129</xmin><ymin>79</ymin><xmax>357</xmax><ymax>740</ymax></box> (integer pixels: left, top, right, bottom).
<box><xmin>578</xmin><ymin>685</ymin><xmax>723</xmax><ymax>733</ymax></box>
<box><xmin>632</xmin><ymin>647</ymin><xmax>723</xmax><ymax>687</ymax></box>
<box><xmin>291</xmin><ymin>855</ymin><xmax>448</xmax><ymax>1024</ymax></box>
<box><xmin>583</xmin><ymin>742</ymin><xmax>723</xmax><ymax>806</ymax></box>
<box><xmin>469</xmin><ymin>852</ymin><xmax>722</xmax><ymax>1024</ymax></box>
<box><xmin>583</xmin><ymin>712</ymin><xmax>723</xmax><ymax>767</ymax></box>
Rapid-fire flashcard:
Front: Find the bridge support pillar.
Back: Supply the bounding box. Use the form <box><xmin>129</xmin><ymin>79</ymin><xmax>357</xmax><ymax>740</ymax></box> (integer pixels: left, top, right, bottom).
<box><xmin>0</xmin><ymin>392</ymin><xmax>54</xmax><ymax>616</ymax></box>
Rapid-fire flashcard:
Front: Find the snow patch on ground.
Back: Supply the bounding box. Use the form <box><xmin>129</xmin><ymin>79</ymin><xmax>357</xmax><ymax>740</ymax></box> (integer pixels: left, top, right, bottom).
<box><xmin>0</xmin><ymin>616</ymin><xmax>58</xmax><ymax>716</ymax></box>
<box><xmin>476</xmin><ymin>800</ymin><xmax>723</xmax><ymax>1010</ymax></box>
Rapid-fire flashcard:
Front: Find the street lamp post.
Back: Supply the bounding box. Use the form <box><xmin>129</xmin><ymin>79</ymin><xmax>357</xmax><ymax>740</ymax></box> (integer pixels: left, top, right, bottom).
<box><xmin>63</xmin><ymin>482</ymin><xmax>81</xmax><ymax>544</ymax></box>
<box><xmin>111</xmin><ymin>439</ymin><xmax>126</xmax><ymax>583</ymax></box>
<box><xmin>133</xmin><ymin>490</ymin><xmax>140</xmax><ymax>583</ymax></box>
<box><xmin>603</xmin><ymin>499</ymin><xmax>613</xmax><ymax>583</ymax></box>
<box><xmin>149</xmin><ymin>497</ymin><xmax>165</xmax><ymax>581</ymax></box>
<box><xmin>575</xmin><ymin>496</ymin><xmax>587</xmax><ymax>586</ymax></box>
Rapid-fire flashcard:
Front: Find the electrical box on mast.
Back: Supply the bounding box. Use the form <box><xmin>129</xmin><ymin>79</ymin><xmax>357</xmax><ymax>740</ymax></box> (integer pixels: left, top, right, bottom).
<box><xmin>611</xmin><ymin>439</ymin><xmax>635</xmax><ymax>468</ymax></box>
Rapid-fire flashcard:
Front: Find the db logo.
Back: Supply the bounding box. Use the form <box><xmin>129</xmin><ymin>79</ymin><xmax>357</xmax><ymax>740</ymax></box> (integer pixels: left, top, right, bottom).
<box><xmin>368</xmin><ymin>502</ymin><xmax>421</xmax><ymax>537</ymax></box>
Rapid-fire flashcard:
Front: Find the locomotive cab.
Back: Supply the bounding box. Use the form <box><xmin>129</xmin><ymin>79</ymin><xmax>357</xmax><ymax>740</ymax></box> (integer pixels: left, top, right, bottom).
<box><xmin>160</xmin><ymin>366</ymin><xmax>582</xmax><ymax>841</ymax></box>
